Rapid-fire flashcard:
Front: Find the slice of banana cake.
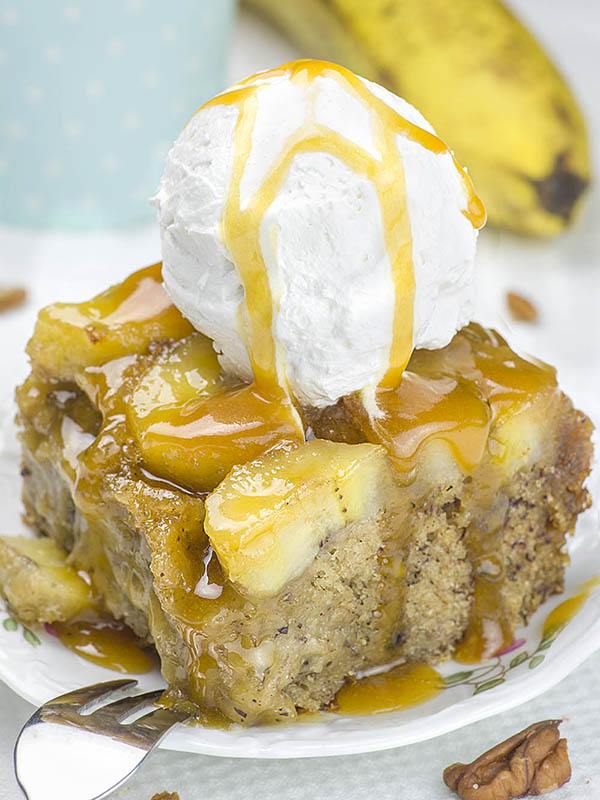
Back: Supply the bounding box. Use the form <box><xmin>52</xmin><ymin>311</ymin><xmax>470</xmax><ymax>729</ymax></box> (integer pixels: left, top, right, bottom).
<box><xmin>2</xmin><ymin>266</ymin><xmax>591</xmax><ymax>725</ymax></box>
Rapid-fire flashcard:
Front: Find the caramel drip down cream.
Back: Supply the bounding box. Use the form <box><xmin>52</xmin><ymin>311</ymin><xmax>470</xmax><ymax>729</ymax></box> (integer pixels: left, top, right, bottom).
<box><xmin>210</xmin><ymin>60</ymin><xmax>485</xmax><ymax>407</ymax></box>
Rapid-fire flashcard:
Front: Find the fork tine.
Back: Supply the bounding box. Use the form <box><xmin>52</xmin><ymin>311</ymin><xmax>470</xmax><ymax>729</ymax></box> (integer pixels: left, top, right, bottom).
<box><xmin>126</xmin><ymin>705</ymin><xmax>190</xmax><ymax>740</ymax></box>
<box><xmin>91</xmin><ymin>689</ymin><xmax>165</xmax><ymax>723</ymax></box>
<box><xmin>15</xmin><ymin>682</ymin><xmax>190</xmax><ymax>800</ymax></box>
<box><xmin>44</xmin><ymin>679</ymin><xmax>138</xmax><ymax>713</ymax></box>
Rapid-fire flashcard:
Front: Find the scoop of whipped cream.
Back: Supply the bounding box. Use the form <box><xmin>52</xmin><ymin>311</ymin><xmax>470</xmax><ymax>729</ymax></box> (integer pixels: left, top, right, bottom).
<box><xmin>155</xmin><ymin>61</ymin><xmax>483</xmax><ymax>408</ymax></box>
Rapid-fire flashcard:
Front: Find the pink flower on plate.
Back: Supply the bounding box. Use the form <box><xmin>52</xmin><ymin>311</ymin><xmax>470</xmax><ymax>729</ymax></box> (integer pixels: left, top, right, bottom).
<box><xmin>496</xmin><ymin>638</ymin><xmax>527</xmax><ymax>657</ymax></box>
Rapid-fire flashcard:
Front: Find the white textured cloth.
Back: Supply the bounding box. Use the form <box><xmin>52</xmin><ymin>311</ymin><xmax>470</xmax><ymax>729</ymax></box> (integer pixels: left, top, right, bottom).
<box><xmin>1</xmin><ymin>1</ymin><xmax>599</xmax><ymax>798</ymax></box>
<box><xmin>1</xmin><ymin>652</ymin><xmax>600</xmax><ymax>800</ymax></box>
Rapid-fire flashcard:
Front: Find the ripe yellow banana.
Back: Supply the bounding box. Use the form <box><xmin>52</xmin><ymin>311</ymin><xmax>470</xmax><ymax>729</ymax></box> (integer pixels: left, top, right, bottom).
<box><xmin>243</xmin><ymin>0</ymin><xmax>590</xmax><ymax>236</ymax></box>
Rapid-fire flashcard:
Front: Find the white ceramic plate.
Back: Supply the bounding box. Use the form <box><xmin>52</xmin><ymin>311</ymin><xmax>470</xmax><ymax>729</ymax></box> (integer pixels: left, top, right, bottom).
<box><xmin>0</xmin><ymin>224</ymin><xmax>599</xmax><ymax>759</ymax></box>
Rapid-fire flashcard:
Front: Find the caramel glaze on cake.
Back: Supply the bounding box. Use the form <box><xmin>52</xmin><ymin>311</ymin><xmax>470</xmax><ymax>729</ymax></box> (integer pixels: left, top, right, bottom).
<box><xmin>11</xmin><ymin>264</ymin><xmax>593</xmax><ymax>724</ymax></box>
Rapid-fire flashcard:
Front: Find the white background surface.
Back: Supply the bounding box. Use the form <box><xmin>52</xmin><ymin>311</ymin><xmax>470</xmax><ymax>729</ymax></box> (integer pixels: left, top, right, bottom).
<box><xmin>1</xmin><ymin>2</ymin><xmax>599</xmax><ymax>798</ymax></box>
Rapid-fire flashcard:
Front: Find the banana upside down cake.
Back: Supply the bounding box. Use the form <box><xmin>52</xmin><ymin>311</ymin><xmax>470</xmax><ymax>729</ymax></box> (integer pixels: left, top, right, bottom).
<box><xmin>4</xmin><ymin>263</ymin><xmax>591</xmax><ymax>725</ymax></box>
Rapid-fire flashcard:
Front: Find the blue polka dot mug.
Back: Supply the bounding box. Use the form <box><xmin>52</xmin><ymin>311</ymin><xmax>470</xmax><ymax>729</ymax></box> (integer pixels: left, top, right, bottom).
<box><xmin>0</xmin><ymin>1</ymin><xmax>235</xmax><ymax>229</ymax></box>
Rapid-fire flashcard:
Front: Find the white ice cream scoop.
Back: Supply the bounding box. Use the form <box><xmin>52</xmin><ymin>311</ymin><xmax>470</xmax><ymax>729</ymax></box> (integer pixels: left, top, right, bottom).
<box><xmin>155</xmin><ymin>60</ymin><xmax>484</xmax><ymax>409</ymax></box>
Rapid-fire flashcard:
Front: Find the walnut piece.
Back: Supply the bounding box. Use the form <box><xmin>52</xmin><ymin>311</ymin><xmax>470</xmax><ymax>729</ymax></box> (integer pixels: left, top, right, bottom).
<box><xmin>0</xmin><ymin>287</ymin><xmax>27</xmax><ymax>313</ymax></box>
<box><xmin>507</xmin><ymin>291</ymin><xmax>538</xmax><ymax>323</ymax></box>
<box><xmin>443</xmin><ymin>720</ymin><xmax>571</xmax><ymax>799</ymax></box>
<box><xmin>150</xmin><ymin>793</ymin><xmax>179</xmax><ymax>800</ymax></box>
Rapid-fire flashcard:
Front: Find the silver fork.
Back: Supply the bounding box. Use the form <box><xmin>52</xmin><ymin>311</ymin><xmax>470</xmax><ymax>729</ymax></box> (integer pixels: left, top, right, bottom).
<box><xmin>14</xmin><ymin>680</ymin><xmax>191</xmax><ymax>800</ymax></box>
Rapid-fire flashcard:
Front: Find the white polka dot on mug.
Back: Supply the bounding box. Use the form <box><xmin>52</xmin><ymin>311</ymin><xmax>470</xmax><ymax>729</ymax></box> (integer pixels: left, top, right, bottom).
<box><xmin>0</xmin><ymin>1</ymin><xmax>234</xmax><ymax>229</ymax></box>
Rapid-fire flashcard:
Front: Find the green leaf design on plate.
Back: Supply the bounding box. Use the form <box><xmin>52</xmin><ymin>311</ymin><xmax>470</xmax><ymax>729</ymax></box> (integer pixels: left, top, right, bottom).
<box><xmin>509</xmin><ymin>652</ymin><xmax>529</xmax><ymax>669</ymax></box>
<box><xmin>537</xmin><ymin>638</ymin><xmax>555</xmax><ymax>652</ymax></box>
<box><xmin>444</xmin><ymin>670</ymin><xmax>475</xmax><ymax>686</ymax></box>
<box><xmin>529</xmin><ymin>655</ymin><xmax>545</xmax><ymax>669</ymax></box>
<box><xmin>3</xmin><ymin>617</ymin><xmax>18</xmax><ymax>632</ymax></box>
<box><xmin>474</xmin><ymin>677</ymin><xmax>505</xmax><ymax>694</ymax></box>
<box><xmin>22</xmin><ymin>627</ymin><xmax>41</xmax><ymax>647</ymax></box>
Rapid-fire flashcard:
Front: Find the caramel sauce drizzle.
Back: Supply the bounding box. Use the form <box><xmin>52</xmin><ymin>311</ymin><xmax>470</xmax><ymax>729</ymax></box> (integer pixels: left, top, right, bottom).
<box><xmin>344</xmin><ymin>324</ymin><xmax>555</xmax><ymax>479</ymax></box>
<box><xmin>453</xmin><ymin>573</ymin><xmax>514</xmax><ymax>665</ymax></box>
<box><xmin>346</xmin><ymin>372</ymin><xmax>492</xmax><ymax>477</ymax></box>
<box><xmin>208</xmin><ymin>59</ymin><xmax>485</xmax><ymax>402</ymax></box>
<box><xmin>334</xmin><ymin>662</ymin><xmax>443</xmax><ymax>715</ymax></box>
<box><xmin>53</xmin><ymin>619</ymin><xmax>156</xmax><ymax>675</ymax></box>
<box><xmin>51</xmin><ymin>263</ymin><xmax>192</xmax><ymax>352</ymax></box>
<box><xmin>542</xmin><ymin>577</ymin><xmax>600</xmax><ymax>640</ymax></box>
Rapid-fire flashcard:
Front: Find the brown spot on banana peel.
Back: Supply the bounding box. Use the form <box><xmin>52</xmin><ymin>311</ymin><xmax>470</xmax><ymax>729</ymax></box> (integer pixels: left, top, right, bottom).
<box><xmin>530</xmin><ymin>152</ymin><xmax>589</xmax><ymax>222</ymax></box>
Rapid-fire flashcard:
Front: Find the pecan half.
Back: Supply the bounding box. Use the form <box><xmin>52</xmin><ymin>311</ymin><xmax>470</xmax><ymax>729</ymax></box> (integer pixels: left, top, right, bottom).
<box><xmin>443</xmin><ymin>720</ymin><xmax>571</xmax><ymax>799</ymax></box>
<box><xmin>507</xmin><ymin>291</ymin><xmax>538</xmax><ymax>323</ymax></box>
<box><xmin>0</xmin><ymin>287</ymin><xmax>27</xmax><ymax>313</ymax></box>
